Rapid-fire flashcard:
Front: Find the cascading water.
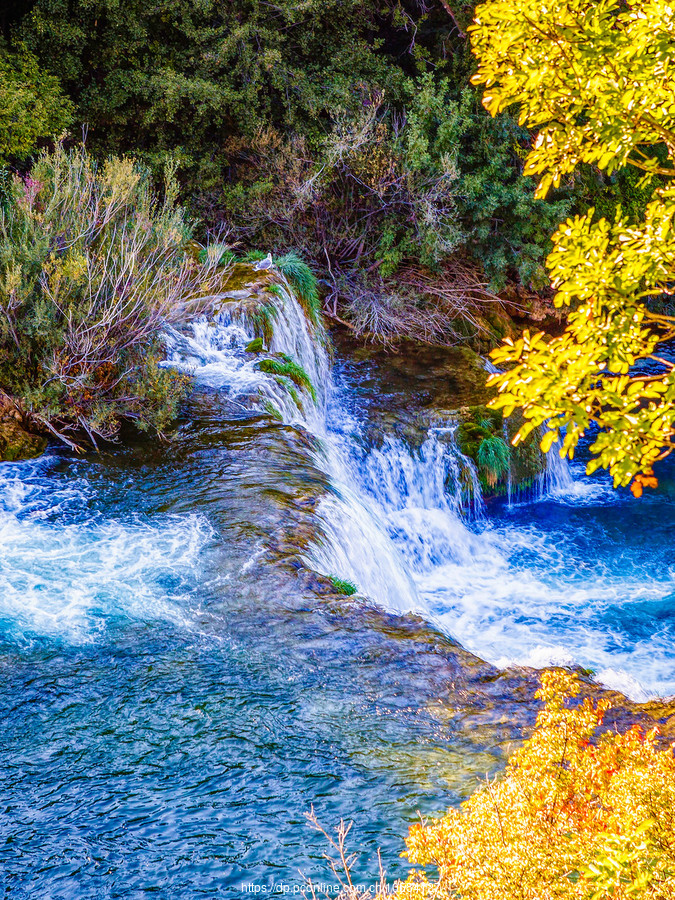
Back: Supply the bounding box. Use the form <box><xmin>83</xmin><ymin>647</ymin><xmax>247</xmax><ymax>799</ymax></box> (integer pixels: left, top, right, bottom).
<box><xmin>160</xmin><ymin>265</ymin><xmax>675</xmax><ymax>702</ymax></box>
<box><xmin>5</xmin><ymin>262</ymin><xmax>673</xmax><ymax>700</ymax></box>
<box><xmin>5</xmin><ymin>262</ymin><xmax>675</xmax><ymax>895</ymax></box>
<box><xmin>164</xmin><ymin>267</ymin><xmax>425</xmax><ymax>615</ymax></box>
<box><xmin>162</xmin><ymin>264</ymin><xmax>495</xmax><ymax>621</ymax></box>
<box><xmin>307</xmin><ymin>426</ymin><xmax>485</xmax><ymax>617</ymax></box>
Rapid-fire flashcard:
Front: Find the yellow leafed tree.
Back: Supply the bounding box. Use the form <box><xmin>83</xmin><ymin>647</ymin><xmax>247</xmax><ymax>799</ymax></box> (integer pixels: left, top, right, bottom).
<box><xmin>467</xmin><ymin>0</ymin><xmax>675</xmax><ymax>495</ymax></box>
<box><xmin>398</xmin><ymin>671</ymin><xmax>675</xmax><ymax>899</ymax></box>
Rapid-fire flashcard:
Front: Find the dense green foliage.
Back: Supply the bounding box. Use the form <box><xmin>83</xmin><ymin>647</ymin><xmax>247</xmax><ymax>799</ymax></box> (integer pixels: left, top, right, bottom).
<box><xmin>2</xmin><ymin>0</ymin><xmax>583</xmax><ymax>338</ymax></box>
<box><xmin>0</xmin><ymin>0</ymin><xmax>654</xmax><ymax>354</ymax></box>
<box><xmin>0</xmin><ymin>43</ymin><xmax>72</xmax><ymax>165</ymax></box>
<box><xmin>0</xmin><ymin>145</ymin><xmax>224</xmax><ymax>447</ymax></box>
<box><xmin>472</xmin><ymin>0</ymin><xmax>675</xmax><ymax>491</ymax></box>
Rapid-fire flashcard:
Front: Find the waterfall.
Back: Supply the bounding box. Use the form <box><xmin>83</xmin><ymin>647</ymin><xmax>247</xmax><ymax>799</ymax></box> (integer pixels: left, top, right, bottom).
<box><xmin>4</xmin><ymin>261</ymin><xmax>662</xmax><ymax>701</ymax></box>
<box><xmin>543</xmin><ymin>440</ymin><xmax>574</xmax><ymax>495</ymax></box>
<box><xmin>502</xmin><ymin>431</ymin><xmax>574</xmax><ymax>506</ymax></box>
<box><xmin>503</xmin><ymin>420</ymin><xmax>514</xmax><ymax>506</ymax></box>
<box><xmin>163</xmin><ymin>268</ymin><xmax>330</xmax><ymax>429</ymax></box>
<box><xmin>307</xmin><ymin>425</ymin><xmax>488</xmax><ymax>614</ymax></box>
<box><xmin>487</xmin><ymin>355</ymin><xmax>574</xmax><ymax>505</ymax></box>
<box><xmin>163</xmin><ymin>262</ymin><xmax>488</xmax><ymax>620</ymax></box>
<box><xmin>166</xmin><ymin>265</ymin><xmax>662</xmax><ymax>699</ymax></box>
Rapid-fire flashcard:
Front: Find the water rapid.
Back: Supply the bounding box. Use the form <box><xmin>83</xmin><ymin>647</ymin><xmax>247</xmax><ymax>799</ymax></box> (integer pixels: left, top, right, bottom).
<box><xmin>163</xmin><ymin>267</ymin><xmax>675</xmax><ymax>702</ymax></box>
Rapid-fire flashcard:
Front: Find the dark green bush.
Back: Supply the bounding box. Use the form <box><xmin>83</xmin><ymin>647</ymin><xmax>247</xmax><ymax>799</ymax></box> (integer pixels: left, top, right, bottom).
<box><xmin>0</xmin><ymin>43</ymin><xmax>72</xmax><ymax>165</ymax></box>
<box><xmin>10</xmin><ymin>0</ymin><xmax>633</xmax><ymax>342</ymax></box>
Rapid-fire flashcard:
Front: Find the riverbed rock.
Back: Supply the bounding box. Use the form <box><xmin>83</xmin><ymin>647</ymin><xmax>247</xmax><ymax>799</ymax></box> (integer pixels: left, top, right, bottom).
<box><xmin>456</xmin><ymin>404</ymin><xmax>545</xmax><ymax>496</ymax></box>
<box><xmin>330</xmin><ymin>329</ymin><xmax>545</xmax><ymax>498</ymax></box>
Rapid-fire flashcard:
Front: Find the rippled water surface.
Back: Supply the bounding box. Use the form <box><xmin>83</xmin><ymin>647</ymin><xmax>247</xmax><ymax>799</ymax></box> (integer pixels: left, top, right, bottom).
<box><xmin>0</xmin><ymin>428</ymin><xmax>512</xmax><ymax>899</ymax></box>
<box><xmin>3</xmin><ymin>279</ymin><xmax>675</xmax><ymax>896</ymax></box>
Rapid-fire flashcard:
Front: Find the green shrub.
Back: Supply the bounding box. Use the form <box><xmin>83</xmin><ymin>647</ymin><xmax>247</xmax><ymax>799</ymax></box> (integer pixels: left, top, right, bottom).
<box><xmin>198</xmin><ymin>243</ymin><xmax>235</xmax><ymax>268</ymax></box>
<box><xmin>0</xmin><ymin>45</ymin><xmax>72</xmax><ymax>166</ymax></box>
<box><xmin>328</xmin><ymin>576</ymin><xmax>358</xmax><ymax>596</ymax></box>
<box><xmin>477</xmin><ymin>434</ymin><xmax>510</xmax><ymax>487</ymax></box>
<box><xmin>0</xmin><ymin>145</ymin><xmax>225</xmax><ymax>448</ymax></box>
<box><xmin>242</xmin><ymin>249</ymin><xmax>268</xmax><ymax>263</ymax></box>
<box><xmin>19</xmin><ymin>0</ymin><xmax>414</xmax><ymax>197</ymax></box>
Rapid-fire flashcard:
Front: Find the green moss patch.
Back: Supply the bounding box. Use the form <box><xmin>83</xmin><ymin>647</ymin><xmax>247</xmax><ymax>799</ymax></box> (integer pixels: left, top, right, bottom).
<box><xmin>328</xmin><ymin>576</ymin><xmax>358</xmax><ymax>596</ymax></box>
<box><xmin>457</xmin><ymin>404</ymin><xmax>544</xmax><ymax>496</ymax></box>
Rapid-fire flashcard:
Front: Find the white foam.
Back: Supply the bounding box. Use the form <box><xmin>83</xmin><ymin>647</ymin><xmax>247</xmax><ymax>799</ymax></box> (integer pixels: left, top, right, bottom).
<box><xmin>160</xmin><ymin>269</ymin><xmax>675</xmax><ymax>702</ymax></box>
<box><xmin>164</xmin><ymin>277</ymin><xmax>329</xmax><ymax>429</ymax></box>
<box><xmin>312</xmin><ymin>428</ymin><xmax>675</xmax><ymax>701</ymax></box>
<box><xmin>0</xmin><ymin>465</ymin><xmax>212</xmax><ymax>644</ymax></box>
<box><xmin>594</xmin><ymin>668</ymin><xmax>655</xmax><ymax>702</ymax></box>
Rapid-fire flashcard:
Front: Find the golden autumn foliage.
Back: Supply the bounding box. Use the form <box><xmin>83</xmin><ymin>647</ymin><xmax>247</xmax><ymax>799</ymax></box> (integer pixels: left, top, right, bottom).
<box><xmin>469</xmin><ymin>0</ymin><xmax>675</xmax><ymax>491</ymax></box>
<box><xmin>396</xmin><ymin>672</ymin><xmax>675</xmax><ymax>900</ymax></box>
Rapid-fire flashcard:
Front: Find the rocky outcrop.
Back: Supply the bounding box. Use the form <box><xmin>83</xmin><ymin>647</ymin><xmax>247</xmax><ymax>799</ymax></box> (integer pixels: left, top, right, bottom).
<box><xmin>329</xmin><ymin>330</ymin><xmax>545</xmax><ymax>498</ymax></box>
<box><xmin>0</xmin><ymin>399</ymin><xmax>47</xmax><ymax>462</ymax></box>
<box><xmin>456</xmin><ymin>404</ymin><xmax>545</xmax><ymax>496</ymax></box>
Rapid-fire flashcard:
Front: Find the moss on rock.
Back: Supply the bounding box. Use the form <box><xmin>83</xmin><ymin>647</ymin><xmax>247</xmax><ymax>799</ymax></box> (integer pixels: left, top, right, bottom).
<box><xmin>256</xmin><ymin>354</ymin><xmax>317</xmax><ymax>402</ymax></box>
<box><xmin>0</xmin><ymin>415</ymin><xmax>47</xmax><ymax>461</ymax></box>
<box><xmin>456</xmin><ymin>404</ymin><xmax>545</xmax><ymax>496</ymax></box>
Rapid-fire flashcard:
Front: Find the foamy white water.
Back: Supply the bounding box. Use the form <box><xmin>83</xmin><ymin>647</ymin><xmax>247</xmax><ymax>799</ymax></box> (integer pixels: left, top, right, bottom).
<box><xmin>161</xmin><ymin>269</ymin><xmax>675</xmax><ymax>701</ymax></box>
<box><xmin>0</xmin><ymin>460</ymin><xmax>211</xmax><ymax>644</ymax></box>
<box><xmin>3</xmin><ymin>264</ymin><xmax>673</xmax><ymax>702</ymax></box>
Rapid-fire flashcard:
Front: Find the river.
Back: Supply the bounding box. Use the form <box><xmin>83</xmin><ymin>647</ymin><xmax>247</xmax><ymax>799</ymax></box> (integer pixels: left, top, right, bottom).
<box><xmin>1</xmin><ymin>266</ymin><xmax>674</xmax><ymax>896</ymax></box>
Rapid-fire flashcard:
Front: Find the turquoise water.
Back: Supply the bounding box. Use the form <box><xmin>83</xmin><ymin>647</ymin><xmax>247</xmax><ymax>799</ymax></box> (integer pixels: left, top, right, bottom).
<box><xmin>0</xmin><ymin>429</ymin><xmax>508</xmax><ymax>898</ymax></box>
<box><xmin>3</xmin><ymin>279</ymin><xmax>675</xmax><ymax>895</ymax></box>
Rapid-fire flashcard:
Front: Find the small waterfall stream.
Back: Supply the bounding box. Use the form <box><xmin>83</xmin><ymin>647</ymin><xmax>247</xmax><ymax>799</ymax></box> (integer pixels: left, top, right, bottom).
<box><xmin>162</xmin><ymin>267</ymin><xmax>675</xmax><ymax>702</ymax></box>
<box><xmin>164</xmin><ymin>266</ymin><xmax>497</xmax><ymax>622</ymax></box>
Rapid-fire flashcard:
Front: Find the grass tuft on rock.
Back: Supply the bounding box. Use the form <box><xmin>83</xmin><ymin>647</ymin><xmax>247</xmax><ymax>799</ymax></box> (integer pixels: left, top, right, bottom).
<box><xmin>275</xmin><ymin>252</ymin><xmax>321</xmax><ymax>326</ymax></box>
<box><xmin>328</xmin><ymin>576</ymin><xmax>358</xmax><ymax>596</ymax></box>
<box><xmin>477</xmin><ymin>434</ymin><xmax>510</xmax><ymax>488</ymax></box>
<box><xmin>256</xmin><ymin>355</ymin><xmax>317</xmax><ymax>402</ymax></box>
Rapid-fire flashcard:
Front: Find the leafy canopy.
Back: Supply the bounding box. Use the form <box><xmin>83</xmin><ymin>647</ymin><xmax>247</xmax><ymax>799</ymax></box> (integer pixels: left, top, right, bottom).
<box><xmin>470</xmin><ymin>0</ymin><xmax>675</xmax><ymax>492</ymax></box>
<box><xmin>17</xmin><ymin>0</ymin><xmax>576</xmax><ymax>323</ymax></box>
